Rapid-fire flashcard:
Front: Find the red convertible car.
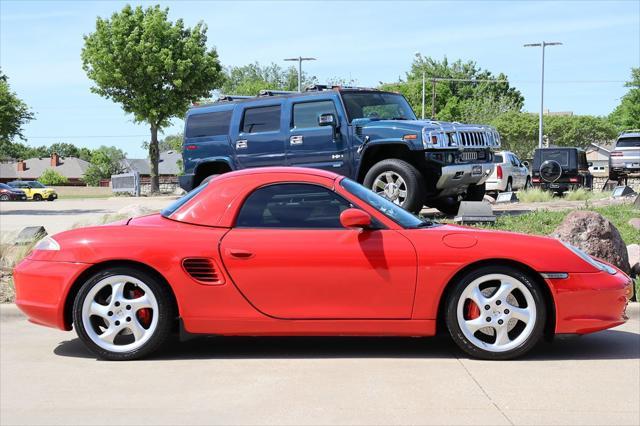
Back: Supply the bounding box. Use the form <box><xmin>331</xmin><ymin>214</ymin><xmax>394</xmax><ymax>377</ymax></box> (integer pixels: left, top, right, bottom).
<box><xmin>14</xmin><ymin>168</ymin><xmax>632</xmax><ymax>360</ymax></box>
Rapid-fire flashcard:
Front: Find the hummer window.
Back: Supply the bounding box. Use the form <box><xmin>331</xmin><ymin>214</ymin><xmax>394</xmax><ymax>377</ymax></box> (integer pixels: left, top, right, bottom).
<box><xmin>241</xmin><ymin>105</ymin><xmax>281</xmax><ymax>133</ymax></box>
<box><xmin>341</xmin><ymin>92</ymin><xmax>416</xmax><ymax>122</ymax></box>
<box><xmin>292</xmin><ymin>101</ymin><xmax>337</xmax><ymax>129</ymax></box>
<box><xmin>185</xmin><ymin>110</ymin><xmax>232</xmax><ymax>138</ymax></box>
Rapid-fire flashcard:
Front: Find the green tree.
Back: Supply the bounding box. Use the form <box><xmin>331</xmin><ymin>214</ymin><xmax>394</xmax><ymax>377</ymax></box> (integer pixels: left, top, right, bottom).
<box><xmin>490</xmin><ymin>112</ymin><xmax>539</xmax><ymax>159</ymax></box>
<box><xmin>380</xmin><ymin>55</ymin><xmax>524</xmax><ymax>121</ymax></box>
<box><xmin>0</xmin><ymin>140</ymin><xmax>47</xmax><ymax>160</ymax></box>
<box><xmin>81</xmin><ymin>4</ymin><xmax>223</xmax><ymax>192</ymax></box>
<box><xmin>0</xmin><ymin>70</ymin><xmax>35</xmax><ymax>143</ymax></box>
<box><xmin>609</xmin><ymin>68</ymin><xmax>640</xmax><ymax>130</ymax></box>
<box><xmin>142</xmin><ymin>133</ymin><xmax>183</xmax><ymax>153</ymax></box>
<box><xmin>38</xmin><ymin>169</ymin><xmax>68</xmax><ymax>186</ymax></box>
<box><xmin>83</xmin><ymin>145</ymin><xmax>126</xmax><ymax>186</ymax></box>
<box><xmin>220</xmin><ymin>62</ymin><xmax>318</xmax><ymax>96</ymax></box>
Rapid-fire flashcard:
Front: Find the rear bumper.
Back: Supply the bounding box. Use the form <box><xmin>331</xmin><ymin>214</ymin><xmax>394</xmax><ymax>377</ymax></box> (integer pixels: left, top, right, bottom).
<box><xmin>485</xmin><ymin>178</ymin><xmax>507</xmax><ymax>192</ymax></box>
<box><xmin>13</xmin><ymin>258</ymin><xmax>89</xmax><ymax>331</ymax></box>
<box><xmin>553</xmin><ymin>270</ymin><xmax>633</xmax><ymax>334</ymax></box>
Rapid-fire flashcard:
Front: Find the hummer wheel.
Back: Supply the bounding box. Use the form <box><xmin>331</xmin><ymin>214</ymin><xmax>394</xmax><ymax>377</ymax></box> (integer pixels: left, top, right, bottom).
<box><xmin>363</xmin><ymin>159</ymin><xmax>425</xmax><ymax>214</ymax></box>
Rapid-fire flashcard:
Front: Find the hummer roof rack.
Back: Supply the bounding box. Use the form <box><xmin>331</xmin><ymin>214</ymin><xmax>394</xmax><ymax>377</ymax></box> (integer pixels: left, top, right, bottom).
<box><xmin>258</xmin><ymin>90</ymin><xmax>298</xmax><ymax>96</ymax></box>
<box><xmin>216</xmin><ymin>95</ymin><xmax>254</xmax><ymax>102</ymax></box>
<box><xmin>304</xmin><ymin>84</ymin><xmax>378</xmax><ymax>92</ymax></box>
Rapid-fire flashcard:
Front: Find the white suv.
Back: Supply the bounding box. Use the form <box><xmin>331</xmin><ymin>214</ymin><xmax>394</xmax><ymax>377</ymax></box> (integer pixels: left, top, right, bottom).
<box><xmin>486</xmin><ymin>150</ymin><xmax>531</xmax><ymax>193</ymax></box>
<box><xmin>609</xmin><ymin>131</ymin><xmax>640</xmax><ymax>180</ymax></box>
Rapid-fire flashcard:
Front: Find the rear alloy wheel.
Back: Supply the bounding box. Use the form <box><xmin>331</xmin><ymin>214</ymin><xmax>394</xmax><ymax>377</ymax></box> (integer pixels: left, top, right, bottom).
<box><xmin>33</xmin><ymin>194</ymin><xmax>43</xmax><ymax>201</ymax></box>
<box><xmin>364</xmin><ymin>159</ymin><xmax>426</xmax><ymax>214</ymax></box>
<box><xmin>73</xmin><ymin>267</ymin><xmax>175</xmax><ymax>360</ymax></box>
<box><xmin>446</xmin><ymin>266</ymin><xmax>546</xmax><ymax>360</ymax></box>
<box><xmin>0</xmin><ymin>194</ymin><xmax>9</xmax><ymax>201</ymax></box>
<box><xmin>47</xmin><ymin>195</ymin><xmax>56</xmax><ymax>201</ymax></box>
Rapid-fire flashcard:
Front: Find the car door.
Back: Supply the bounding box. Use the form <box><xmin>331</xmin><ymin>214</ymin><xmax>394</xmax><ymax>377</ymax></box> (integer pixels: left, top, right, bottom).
<box><xmin>234</xmin><ymin>103</ymin><xmax>286</xmax><ymax>168</ymax></box>
<box><xmin>219</xmin><ymin>182</ymin><xmax>417</xmax><ymax>319</ymax></box>
<box><xmin>287</xmin><ymin>98</ymin><xmax>351</xmax><ymax>177</ymax></box>
<box><xmin>510</xmin><ymin>153</ymin><xmax>526</xmax><ymax>188</ymax></box>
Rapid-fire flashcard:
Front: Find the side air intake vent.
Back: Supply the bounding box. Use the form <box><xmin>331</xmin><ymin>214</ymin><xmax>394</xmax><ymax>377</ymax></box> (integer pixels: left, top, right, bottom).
<box><xmin>182</xmin><ymin>258</ymin><xmax>225</xmax><ymax>285</ymax></box>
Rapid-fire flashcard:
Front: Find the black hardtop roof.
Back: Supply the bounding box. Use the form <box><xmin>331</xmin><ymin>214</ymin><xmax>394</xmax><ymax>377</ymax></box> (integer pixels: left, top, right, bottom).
<box><xmin>535</xmin><ymin>147</ymin><xmax>584</xmax><ymax>152</ymax></box>
<box><xmin>189</xmin><ymin>87</ymin><xmax>398</xmax><ymax>111</ymax></box>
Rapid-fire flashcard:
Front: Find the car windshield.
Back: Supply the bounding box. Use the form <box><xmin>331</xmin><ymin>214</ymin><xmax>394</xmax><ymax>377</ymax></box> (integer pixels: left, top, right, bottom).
<box><xmin>341</xmin><ymin>92</ymin><xmax>417</xmax><ymax>122</ymax></box>
<box><xmin>616</xmin><ymin>137</ymin><xmax>640</xmax><ymax>148</ymax></box>
<box><xmin>29</xmin><ymin>182</ymin><xmax>46</xmax><ymax>188</ymax></box>
<box><xmin>340</xmin><ymin>178</ymin><xmax>432</xmax><ymax>228</ymax></box>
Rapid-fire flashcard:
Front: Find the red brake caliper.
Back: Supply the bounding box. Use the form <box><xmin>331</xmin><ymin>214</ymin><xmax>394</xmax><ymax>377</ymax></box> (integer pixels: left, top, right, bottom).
<box><xmin>465</xmin><ymin>299</ymin><xmax>481</xmax><ymax>320</ymax></box>
<box><xmin>132</xmin><ymin>288</ymin><xmax>152</xmax><ymax>327</ymax></box>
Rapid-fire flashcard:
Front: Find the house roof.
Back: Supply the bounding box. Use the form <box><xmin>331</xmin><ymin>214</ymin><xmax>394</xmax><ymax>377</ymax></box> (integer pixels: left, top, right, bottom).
<box><xmin>121</xmin><ymin>151</ymin><xmax>182</xmax><ymax>176</ymax></box>
<box><xmin>0</xmin><ymin>156</ymin><xmax>90</xmax><ymax>180</ymax></box>
<box><xmin>588</xmin><ymin>142</ymin><xmax>615</xmax><ymax>153</ymax></box>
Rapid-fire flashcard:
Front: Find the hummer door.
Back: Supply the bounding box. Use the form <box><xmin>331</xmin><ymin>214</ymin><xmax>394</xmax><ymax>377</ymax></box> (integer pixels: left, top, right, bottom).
<box><xmin>235</xmin><ymin>103</ymin><xmax>286</xmax><ymax>169</ymax></box>
<box><xmin>287</xmin><ymin>99</ymin><xmax>351</xmax><ymax>176</ymax></box>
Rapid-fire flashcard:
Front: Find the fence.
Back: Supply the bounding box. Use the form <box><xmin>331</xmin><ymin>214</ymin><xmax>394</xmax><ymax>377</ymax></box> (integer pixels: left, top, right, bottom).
<box><xmin>111</xmin><ymin>171</ymin><xmax>140</xmax><ymax>197</ymax></box>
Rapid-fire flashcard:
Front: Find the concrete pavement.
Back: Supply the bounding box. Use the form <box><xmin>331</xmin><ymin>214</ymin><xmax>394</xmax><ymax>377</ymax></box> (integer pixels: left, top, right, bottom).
<box><xmin>1</xmin><ymin>303</ymin><xmax>638</xmax><ymax>425</ymax></box>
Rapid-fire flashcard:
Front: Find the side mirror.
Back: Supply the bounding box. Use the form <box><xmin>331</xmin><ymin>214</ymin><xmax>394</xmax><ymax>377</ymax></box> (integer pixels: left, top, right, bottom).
<box><xmin>522</xmin><ymin>161</ymin><xmax>529</xmax><ymax>168</ymax></box>
<box><xmin>340</xmin><ymin>208</ymin><xmax>371</xmax><ymax>229</ymax></box>
<box><xmin>318</xmin><ymin>113</ymin><xmax>337</xmax><ymax>128</ymax></box>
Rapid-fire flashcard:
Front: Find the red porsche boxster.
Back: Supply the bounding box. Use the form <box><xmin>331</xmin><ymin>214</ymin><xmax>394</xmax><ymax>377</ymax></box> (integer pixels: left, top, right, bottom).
<box><xmin>14</xmin><ymin>168</ymin><xmax>633</xmax><ymax>360</ymax></box>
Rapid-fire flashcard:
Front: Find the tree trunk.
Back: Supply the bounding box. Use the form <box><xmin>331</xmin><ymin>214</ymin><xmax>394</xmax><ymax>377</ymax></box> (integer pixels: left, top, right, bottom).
<box><xmin>149</xmin><ymin>124</ymin><xmax>160</xmax><ymax>193</ymax></box>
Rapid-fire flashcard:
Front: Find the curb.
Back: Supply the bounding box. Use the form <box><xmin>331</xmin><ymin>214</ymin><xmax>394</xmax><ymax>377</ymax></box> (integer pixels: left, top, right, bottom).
<box><xmin>0</xmin><ymin>304</ymin><xmax>24</xmax><ymax>321</ymax></box>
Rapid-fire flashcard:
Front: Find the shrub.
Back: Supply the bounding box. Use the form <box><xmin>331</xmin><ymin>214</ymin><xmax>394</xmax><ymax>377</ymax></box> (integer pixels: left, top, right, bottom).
<box><xmin>517</xmin><ymin>188</ymin><xmax>554</xmax><ymax>203</ymax></box>
<box><xmin>38</xmin><ymin>169</ymin><xmax>68</xmax><ymax>185</ymax></box>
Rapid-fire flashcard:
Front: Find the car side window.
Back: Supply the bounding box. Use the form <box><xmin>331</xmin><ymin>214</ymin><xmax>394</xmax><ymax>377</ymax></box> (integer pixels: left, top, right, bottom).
<box><xmin>185</xmin><ymin>110</ymin><xmax>232</xmax><ymax>138</ymax></box>
<box><xmin>512</xmin><ymin>154</ymin><xmax>522</xmax><ymax>166</ymax></box>
<box><xmin>235</xmin><ymin>183</ymin><xmax>352</xmax><ymax>229</ymax></box>
<box><xmin>292</xmin><ymin>100</ymin><xmax>338</xmax><ymax>129</ymax></box>
<box><xmin>241</xmin><ymin>105</ymin><xmax>281</xmax><ymax>133</ymax></box>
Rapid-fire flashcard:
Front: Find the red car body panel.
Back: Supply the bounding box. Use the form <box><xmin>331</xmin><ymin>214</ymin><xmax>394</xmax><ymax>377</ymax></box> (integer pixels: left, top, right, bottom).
<box><xmin>13</xmin><ymin>167</ymin><xmax>632</xmax><ymax>338</ymax></box>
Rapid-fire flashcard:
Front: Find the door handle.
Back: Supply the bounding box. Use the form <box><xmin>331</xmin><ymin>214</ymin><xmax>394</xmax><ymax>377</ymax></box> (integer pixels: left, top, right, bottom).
<box><xmin>236</xmin><ymin>139</ymin><xmax>248</xmax><ymax>149</ymax></box>
<box><xmin>226</xmin><ymin>249</ymin><xmax>254</xmax><ymax>259</ymax></box>
<box><xmin>290</xmin><ymin>135</ymin><xmax>303</xmax><ymax>145</ymax></box>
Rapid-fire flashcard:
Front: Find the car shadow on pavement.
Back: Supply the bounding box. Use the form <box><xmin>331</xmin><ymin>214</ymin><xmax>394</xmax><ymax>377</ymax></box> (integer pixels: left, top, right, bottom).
<box><xmin>1</xmin><ymin>209</ymin><xmax>109</xmax><ymax>216</ymax></box>
<box><xmin>53</xmin><ymin>329</ymin><xmax>639</xmax><ymax>361</ymax></box>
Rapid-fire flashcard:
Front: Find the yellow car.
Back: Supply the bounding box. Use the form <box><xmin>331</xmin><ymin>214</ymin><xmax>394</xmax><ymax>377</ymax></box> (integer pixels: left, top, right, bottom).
<box><xmin>7</xmin><ymin>181</ymin><xmax>58</xmax><ymax>201</ymax></box>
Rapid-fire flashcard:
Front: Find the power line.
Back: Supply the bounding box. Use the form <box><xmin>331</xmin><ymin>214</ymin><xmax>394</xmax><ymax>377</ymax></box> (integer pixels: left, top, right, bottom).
<box><xmin>25</xmin><ymin>135</ymin><xmax>149</xmax><ymax>139</ymax></box>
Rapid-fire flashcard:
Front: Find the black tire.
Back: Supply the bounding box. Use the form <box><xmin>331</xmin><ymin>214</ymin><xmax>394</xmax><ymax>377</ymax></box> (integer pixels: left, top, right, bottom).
<box><xmin>430</xmin><ymin>198</ymin><xmax>461</xmax><ymax>216</ymax></box>
<box><xmin>445</xmin><ymin>265</ymin><xmax>546</xmax><ymax>360</ymax></box>
<box><xmin>0</xmin><ymin>194</ymin><xmax>9</xmax><ymax>201</ymax></box>
<box><xmin>33</xmin><ymin>194</ymin><xmax>43</xmax><ymax>201</ymax></box>
<box><xmin>73</xmin><ymin>266</ymin><xmax>176</xmax><ymax>361</ymax></box>
<box><xmin>363</xmin><ymin>159</ymin><xmax>426</xmax><ymax>214</ymax></box>
<box><xmin>47</xmin><ymin>195</ymin><xmax>56</xmax><ymax>201</ymax></box>
<box><xmin>465</xmin><ymin>183</ymin><xmax>486</xmax><ymax>201</ymax></box>
<box><xmin>505</xmin><ymin>179</ymin><xmax>512</xmax><ymax>192</ymax></box>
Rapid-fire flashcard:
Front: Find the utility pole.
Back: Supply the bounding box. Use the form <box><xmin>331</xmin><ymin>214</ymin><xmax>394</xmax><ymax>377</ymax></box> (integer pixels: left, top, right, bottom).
<box><xmin>421</xmin><ymin>70</ymin><xmax>426</xmax><ymax>120</ymax></box>
<box><xmin>284</xmin><ymin>56</ymin><xmax>316</xmax><ymax>92</ymax></box>
<box><xmin>431</xmin><ymin>79</ymin><xmax>436</xmax><ymax>119</ymax></box>
<box><xmin>524</xmin><ymin>41</ymin><xmax>562</xmax><ymax>148</ymax></box>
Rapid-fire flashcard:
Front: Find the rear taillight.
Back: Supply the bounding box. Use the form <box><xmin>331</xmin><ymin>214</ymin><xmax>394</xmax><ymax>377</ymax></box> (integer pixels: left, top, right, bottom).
<box><xmin>569</xmin><ymin>177</ymin><xmax>579</xmax><ymax>183</ymax></box>
<box><xmin>185</xmin><ymin>145</ymin><xmax>198</xmax><ymax>150</ymax></box>
<box><xmin>496</xmin><ymin>165</ymin><xmax>503</xmax><ymax>179</ymax></box>
<box><xmin>532</xmin><ymin>177</ymin><xmax>541</xmax><ymax>183</ymax></box>
<box><xmin>610</xmin><ymin>151</ymin><xmax>624</xmax><ymax>157</ymax></box>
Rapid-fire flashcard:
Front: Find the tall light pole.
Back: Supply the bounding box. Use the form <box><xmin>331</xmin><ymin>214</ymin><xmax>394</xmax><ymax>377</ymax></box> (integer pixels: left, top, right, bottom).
<box><xmin>524</xmin><ymin>41</ymin><xmax>562</xmax><ymax>148</ymax></box>
<box><xmin>415</xmin><ymin>52</ymin><xmax>426</xmax><ymax>119</ymax></box>
<box><xmin>284</xmin><ymin>56</ymin><xmax>316</xmax><ymax>92</ymax></box>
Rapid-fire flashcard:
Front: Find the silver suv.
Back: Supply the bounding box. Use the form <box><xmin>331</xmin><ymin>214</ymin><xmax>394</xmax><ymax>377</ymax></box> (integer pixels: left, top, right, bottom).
<box><xmin>610</xmin><ymin>130</ymin><xmax>640</xmax><ymax>180</ymax></box>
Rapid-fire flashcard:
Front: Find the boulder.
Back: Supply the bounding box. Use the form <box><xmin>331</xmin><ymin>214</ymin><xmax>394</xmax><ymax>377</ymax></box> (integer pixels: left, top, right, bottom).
<box><xmin>551</xmin><ymin>210</ymin><xmax>631</xmax><ymax>274</ymax></box>
<box><xmin>628</xmin><ymin>244</ymin><xmax>640</xmax><ymax>277</ymax></box>
<box><xmin>628</xmin><ymin>218</ymin><xmax>640</xmax><ymax>231</ymax></box>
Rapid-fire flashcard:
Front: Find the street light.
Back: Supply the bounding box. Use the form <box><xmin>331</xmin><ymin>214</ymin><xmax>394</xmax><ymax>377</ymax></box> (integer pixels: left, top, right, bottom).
<box><xmin>415</xmin><ymin>52</ymin><xmax>426</xmax><ymax>119</ymax></box>
<box><xmin>524</xmin><ymin>41</ymin><xmax>562</xmax><ymax>149</ymax></box>
<box><xmin>284</xmin><ymin>56</ymin><xmax>316</xmax><ymax>92</ymax></box>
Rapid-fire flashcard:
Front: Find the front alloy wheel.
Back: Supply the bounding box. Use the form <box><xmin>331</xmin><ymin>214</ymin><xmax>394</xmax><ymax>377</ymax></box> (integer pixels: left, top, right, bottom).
<box><xmin>446</xmin><ymin>266</ymin><xmax>546</xmax><ymax>360</ymax></box>
<box><xmin>73</xmin><ymin>267</ymin><xmax>174</xmax><ymax>360</ymax></box>
<box><xmin>363</xmin><ymin>159</ymin><xmax>426</xmax><ymax>214</ymax></box>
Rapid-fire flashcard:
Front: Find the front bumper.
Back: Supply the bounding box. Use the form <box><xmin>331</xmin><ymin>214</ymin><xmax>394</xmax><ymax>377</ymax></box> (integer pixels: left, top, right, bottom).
<box><xmin>435</xmin><ymin>163</ymin><xmax>494</xmax><ymax>196</ymax></box>
<box><xmin>552</xmin><ymin>270</ymin><xmax>633</xmax><ymax>335</ymax></box>
<box><xmin>13</xmin><ymin>258</ymin><xmax>89</xmax><ymax>330</ymax></box>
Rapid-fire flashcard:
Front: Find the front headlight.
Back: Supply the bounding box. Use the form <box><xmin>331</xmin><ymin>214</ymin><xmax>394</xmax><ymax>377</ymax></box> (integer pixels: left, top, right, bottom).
<box><xmin>33</xmin><ymin>236</ymin><xmax>60</xmax><ymax>251</ymax></box>
<box><xmin>560</xmin><ymin>241</ymin><xmax>616</xmax><ymax>274</ymax></box>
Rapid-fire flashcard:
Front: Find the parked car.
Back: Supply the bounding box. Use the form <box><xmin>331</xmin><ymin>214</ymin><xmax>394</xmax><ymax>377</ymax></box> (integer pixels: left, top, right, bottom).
<box><xmin>0</xmin><ymin>183</ymin><xmax>27</xmax><ymax>201</ymax></box>
<box><xmin>485</xmin><ymin>150</ymin><xmax>531</xmax><ymax>193</ymax></box>
<box><xmin>531</xmin><ymin>148</ymin><xmax>593</xmax><ymax>194</ymax></box>
<box><xmin>7</xmin><ymin>180</ymin><xmax>58</xmax><ymax>201</ymax></box>
<box><xmin>14</xmin><ymin>167</ymin><xmax>632</xmax><ymax>361</ymax></box>
<box><xmin>180</xmin><ymin>86</ymin><xmax>500</xmax><ymax>215</ymax></box>
<box><xmin>609</xmin><ymin>130</ymin><xmax>640</xmax><ymax>181</ymax></box>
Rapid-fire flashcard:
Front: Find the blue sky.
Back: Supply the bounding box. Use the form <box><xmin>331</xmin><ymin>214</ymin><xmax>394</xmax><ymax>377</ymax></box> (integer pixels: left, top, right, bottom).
<box><xmin>1</xmin><ymin>0</ymin><xmax>638</xmax><ymax>158</ymax></box>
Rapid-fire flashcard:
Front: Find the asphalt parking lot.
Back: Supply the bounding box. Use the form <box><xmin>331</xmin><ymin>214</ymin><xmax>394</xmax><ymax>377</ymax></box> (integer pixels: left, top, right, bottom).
<box><xmin>1</xmin><ymin>303</ymin><xmax>638</xmax><ymax>426</ymax></box>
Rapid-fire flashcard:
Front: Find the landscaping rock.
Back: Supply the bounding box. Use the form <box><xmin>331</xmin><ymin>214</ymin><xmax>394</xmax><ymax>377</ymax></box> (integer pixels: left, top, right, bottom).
<box><xmin>483</xmin><ymin>194</ymin><xmax>496</xmax><ymax>204</ymax></box>
<box><xmin>628</xmin><ymin>244</ymin><xmax>640</xmax><ymax>277</ymax></box>
<box><xmin>551</xmin><ymin>210</ymin><xmax>631</xmax><ymax>274</ymax></box>
<box><xmin>628</xmin><ymin>218</ymin><xmax>640</xmax><ymax>231</ymax></box>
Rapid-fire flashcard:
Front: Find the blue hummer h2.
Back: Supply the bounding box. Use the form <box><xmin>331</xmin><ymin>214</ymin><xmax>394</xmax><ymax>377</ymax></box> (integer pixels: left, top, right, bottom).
<box><xmin>180</xmin><ymin>86</ymin><xmax>499</xmax><ymax>214</ymax></box>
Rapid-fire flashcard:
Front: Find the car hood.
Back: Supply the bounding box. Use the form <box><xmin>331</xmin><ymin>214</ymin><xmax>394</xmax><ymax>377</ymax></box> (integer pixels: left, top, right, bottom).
<box><xmin>401</xmin><ymin>224</ymin><xmax>600</xmax><ymax>274</ymax></box>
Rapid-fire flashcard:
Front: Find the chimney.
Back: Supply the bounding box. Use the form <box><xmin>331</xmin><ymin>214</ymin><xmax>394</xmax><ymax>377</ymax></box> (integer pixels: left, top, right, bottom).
<box><xmin>50</xmin><ymin>152</ymin><xmax>60</xmax><ymax>167</ymax></box>
<box><xmin>17</xmin><ymin>160</ymin><xmax>26</xmax><ymax>172</ymax></box>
